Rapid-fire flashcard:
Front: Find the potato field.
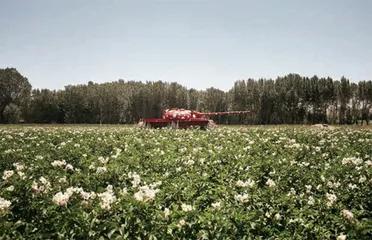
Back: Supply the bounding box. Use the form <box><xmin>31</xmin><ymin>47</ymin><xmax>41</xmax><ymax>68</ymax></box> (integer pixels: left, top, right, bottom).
<box><xmin>0</xmin><ymin>126</ymin><xmax>371</xmax><ymax>239</ymax></box>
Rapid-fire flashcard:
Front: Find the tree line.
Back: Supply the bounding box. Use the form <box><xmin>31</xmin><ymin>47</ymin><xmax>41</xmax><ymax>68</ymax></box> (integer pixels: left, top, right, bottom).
<box><xmin>0</xmin><ymin>67</ymin><xmax>371</xmax><ymax>125</ymax></box>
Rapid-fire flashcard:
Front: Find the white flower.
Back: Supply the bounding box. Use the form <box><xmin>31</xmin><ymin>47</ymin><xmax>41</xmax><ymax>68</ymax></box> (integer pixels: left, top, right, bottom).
<box><xmin>52</xmin><ymin>192</ymin><xmax>69</xmax><ymax>207</ymax></box>
<box><xmin>96</xmin><ymin>167</ymin><xmax>107</xmax><ymax>173</ymax></box>
<box><xmin>81</xmin><ymin>200</ymin><xmax>89</xmax><ymax>207</ymax></box>
<box><xmin>235</xmin><ymin>193</ymin><xmax>249</xmax><ymax>203</ymax></box>
<box><xmin>342</xmin><ymin>157</ymin><xmax>363</xmax><ymax>165</ymax></box>
<box><xmin>142</xmin><ymin>187</ymin><xmax>157</xmax><ymax>200</ymax></box>
<box><xmin>183</xmin><ymin>160</ymin><xmax>195</xmax><ymax>166</ymax></box>
<box><xmin>308</xmin><ymin>196</ymin><xmax>315</xmax><ymax>205</ymax></box>
<box><xmin>342</xmin><ymin>158</ymin><xmax>350</xmax><ymax>165</ymax></box>
<box><xmin>325</xmin><ymin>163</ymin><xmax>330</xmax><ymax>169</ymax></box>
<box><xmin>97</xmin><ymin>186</ymin><xmax>117</xmax><ymax>210</ymax></box>
<box><xmin>65</xmin><ymin>187</ymin><xmax>83</xmax><ymax>197</ymax></box>
<box><xmin>59</xmin><ymin>177</ymin><xmax>68</xmax><ymax>183</ymax></box>
<box><xmin>177</xmin><ymin>219</ymin><xmax>186</xmax><ymax>228</ymax></box>
<box><xmin>287</xmin><ymin>188</ymin><xmax>296</xmax><ymax>197</ymax></box>
<box><xmin>32</xmin><ymin>177</ymin><xmax>52</xmax><ymax>195</ymax></box>
<box><xmin>348</xmin><ymin>183</ymin><xmax>358</xmax><ymax>190</ymax></box>
<box><xmin>65</xmin><ymin>164</ymin><xmax>74</xmax><ymax>171</ymax></box>
<box><xmin>291</xmin><ymin>143</ymin><xmax>301</xmax><ymax>148</ymax></box>
<box><xmin>0</xmin><ymin>197</ymin><xmax>11</xmax><ymax>211</ymax></box>
<box><xmin>6</xmin><ymin>186</ymin><xmax>14</xmax><ymax>192</ymax></box>
<box><xmin>164</xmin><ymin>207</ymin><xmax>171</xmax><ymax>219</ymax></box>
<box><xmin>51</xmin><ymin>160</ymin><xmax>66</xmax><ymax>168</ymax></box>
<box><xmin>352</xmin><ymin>158</ymin><xmax>363</xmax><ymax>165</ymax></box>
<box><xmin>359</xmin><ymin>176</ymin><xmax>367</xmax><ymax>183</ymax></box>
<box><xmin>326</xmin><ymin>193</ymin><xmax>337</xmax><ymax>206</ymax></box>
<box><xmin>342</xmin><ymin>209</ymin><xmax>353</xmax><ymax>219</ymax></box>
<box><xmin>80</xmin><ymin>191</ymin><xmax>96</xmax><ymax>200</ymax></box>
<box><xmin>100</xmin><ymin>202</ymin><xmax>111</xmax><ymax>210</ymax></box>
<box><xmin>236</xmin><ymin>179</ymin><xmax>255</xmax><ymax>188</ymax></box>
<box><xmin>337</xmin><ymin>234</ymin><xmax>346</xmax><ymax>240</ymax></box>
<box><xmin>13</xmin><ymin>162</ymin><xmax>25</xmax><ymax>171</ymax></box>
<box><xmin>211</xmin><ymin>202</ymin><xmax>221</xmax><ymax>208</ymax></box>
<box><xmin>31</xmin><ymin>181</ymin><xmax>38</xmax><ymax>191</ymax></box>
<box><xmin>149</xmin><ymin>181</ymin><xmax>162</xmax><ymax>188</ymax></box>
<box><xmin>2</xmin><ymin>170</ymin><xmax>14</xmax><ymax>180</ymax></box>
<box><xmin>98</xmin><ymin>156</ymin><xmax>108</xmax><ymax>164</ymax></box>
<box><xmin>17</xmin><ymin>171</ymin><xmax>26</xmax><ymax>179</ymax></box>
<box><xmin>236</xmin><ymin>180</ymin><xmax>245</xmax><ymax>187</ymax></box>
<box><xmin>321</xmin><ymin>175</ymin><xmax>326</xmax><ymax>182</ymax></box>
<box><xmin>120</xmin><ymin>188</ymin><xmax>128</xmax><ymax>196</ymax></box>
<box><xmin>133</xmin><ymin>185</ymin><xmax>159</xmax><ymax>202</ymax></box>
<box><xmin>39</xmin><ymin>176</ymin><xmax>49</xmax><ymax>185</ymax></box>
<box><xmin>181</xmin><ymin>203</ymin><xmax>194</xmax><ymax>212</ymax></box>
<box><xmin>266</xmin><ymin>179</ymin><xmax>276</xmax><ymax>188</ymax></box>
<box><xmin>301</xmin><ymin>162</ymin><xmax>310</xmax><ymax>167</ymax></box>
<box><xmin>328</xmin><ymin>181</ymin><xmax>341</xmax><ymax>189</ymax></box>
<box><xmin>134</xmin><ymin>191</ymin><xmax>144</xmax><ymax>202</ymax></box>
<box><xmin>129</xmin><ymin>173</ymin><xmax>141</xmax><ymax>188</ymax></box>
<box><xmin>274</xmin><ymin>213</ymin><xmax>282</xmax><ymax>220</ymax></box>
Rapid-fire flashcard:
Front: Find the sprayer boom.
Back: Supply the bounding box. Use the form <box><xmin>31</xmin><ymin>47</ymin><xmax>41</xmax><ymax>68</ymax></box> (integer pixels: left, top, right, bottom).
<box><xmin>194</xmin><ymin>111</ymin><xmax>250</xmax><ymax>117</ymax></box>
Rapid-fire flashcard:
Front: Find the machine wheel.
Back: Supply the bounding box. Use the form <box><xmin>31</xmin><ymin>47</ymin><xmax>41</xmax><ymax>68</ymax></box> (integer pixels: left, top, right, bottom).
<box><xmin>169</xmin><ymin>121</ymin><xmax>179</xmax><ymax>129</ymax></box>
<box><xmin>200</xmin><ymin>123</ymin><xmax>210</xmax><ymax>130</ymax></box>
<box><xmin>138</xmin><ymin>122</ymin><xmax>152</xmax><ymax>129</ymax></box>
<box><xmin>201</xmin><ymin>121</ymin><xmax>216</xmax><ymax>130</ymax></box>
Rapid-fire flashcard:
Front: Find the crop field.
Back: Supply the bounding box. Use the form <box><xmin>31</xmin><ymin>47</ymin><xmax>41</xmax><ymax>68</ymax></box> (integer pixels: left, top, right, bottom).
<box><xmin>0</xmin><ymin>125</ymin><xmax>371</xmax><ymax>239</ymax></box>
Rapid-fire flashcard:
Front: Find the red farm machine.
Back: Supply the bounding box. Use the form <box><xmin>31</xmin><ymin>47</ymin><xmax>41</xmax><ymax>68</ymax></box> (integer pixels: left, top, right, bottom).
<box><xmin>137</xmin><ymin>108</ymin><xmax>250</xmax><ymax>130</ymax></box>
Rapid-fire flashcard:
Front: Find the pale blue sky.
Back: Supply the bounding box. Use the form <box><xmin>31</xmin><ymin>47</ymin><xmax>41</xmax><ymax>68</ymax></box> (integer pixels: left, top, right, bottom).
<box><xmin>1</xmin><ymin>0</ymin><xmax>371</xmax><ymax>91</ymax></box>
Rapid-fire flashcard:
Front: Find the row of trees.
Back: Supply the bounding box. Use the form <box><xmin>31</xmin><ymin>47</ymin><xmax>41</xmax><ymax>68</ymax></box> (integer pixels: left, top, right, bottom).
<box><xmin>0</xmin><ymin>67</ymin><xmax>371</xmax><ymax>125</ymax></box>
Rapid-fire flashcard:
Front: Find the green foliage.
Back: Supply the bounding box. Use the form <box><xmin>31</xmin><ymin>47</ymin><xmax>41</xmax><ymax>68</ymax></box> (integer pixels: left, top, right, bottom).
<box><xmin>2</xmin><ymin>103</ymin><xmax>21</xmax><ymax>123</ymax></box>
<box><xmin>29</xmin><ymin>75</ymin><xmax>370</xmax><ymax>125</ymax></box>
<box><xmin>1</xmin><ymin>67</ymin><xmax>371</xmax><ymax>125</ymax></box>
<box><xmin>0</xmin><ymin>126</ymin><xmax>371</xmax><ymax>239</ymax></box>
<box><xmin>0</xmin><ymin>68</ymin><xmax>32</xmax><ymax>123</ymax></box>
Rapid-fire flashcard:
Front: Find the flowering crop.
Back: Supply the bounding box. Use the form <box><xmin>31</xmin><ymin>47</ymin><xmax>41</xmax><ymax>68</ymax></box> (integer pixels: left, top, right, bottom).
<box><xmin>0</xmin><ymin>126</ymin><xmax>371</xmax><ymax>239</ymax></box>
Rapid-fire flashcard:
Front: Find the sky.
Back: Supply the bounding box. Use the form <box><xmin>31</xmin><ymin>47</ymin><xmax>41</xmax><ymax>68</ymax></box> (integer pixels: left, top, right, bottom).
<box><xmin>0</xmin><ymin>0</ymin><xmax>371</xmax><ymax>91</ymax></box>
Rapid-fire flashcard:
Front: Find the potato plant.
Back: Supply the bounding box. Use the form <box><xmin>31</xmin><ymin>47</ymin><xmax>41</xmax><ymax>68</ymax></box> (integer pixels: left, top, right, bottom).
<box><xmin>0</xmin><ymin>126</ymin><xmax>371</xmax><ymax>239</ymax></box>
